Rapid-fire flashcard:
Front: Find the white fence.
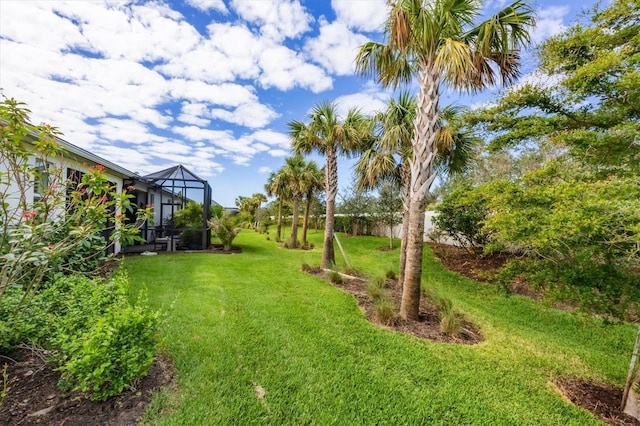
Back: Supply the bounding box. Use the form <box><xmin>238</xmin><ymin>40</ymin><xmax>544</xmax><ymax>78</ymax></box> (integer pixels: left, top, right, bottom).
<box><xmin>370</xmin><ymin>211</ymin><xmax>458</xmax><ymax>245</ymax></box>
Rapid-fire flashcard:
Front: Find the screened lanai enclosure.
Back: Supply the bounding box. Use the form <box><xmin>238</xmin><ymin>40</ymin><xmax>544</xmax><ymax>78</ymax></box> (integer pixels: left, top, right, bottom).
<box><xmin>128</xmin><ymin>165</ymin><xmax>213</xmax><ymax>251</ymax></box>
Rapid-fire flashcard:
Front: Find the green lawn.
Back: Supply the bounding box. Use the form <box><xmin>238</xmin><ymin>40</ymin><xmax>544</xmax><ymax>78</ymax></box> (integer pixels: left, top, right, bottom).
<box><xmin>124</xmin><ymin>229</ymin><xmax>634</xmax><ymax>425</ymax></box>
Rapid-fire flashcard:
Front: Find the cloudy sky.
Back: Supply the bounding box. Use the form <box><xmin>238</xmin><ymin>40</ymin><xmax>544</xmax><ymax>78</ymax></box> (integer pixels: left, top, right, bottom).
<box><xmin>1</xmin><ymin>0</ymin><xmax>595</xmax><ymax>206</ymax></box>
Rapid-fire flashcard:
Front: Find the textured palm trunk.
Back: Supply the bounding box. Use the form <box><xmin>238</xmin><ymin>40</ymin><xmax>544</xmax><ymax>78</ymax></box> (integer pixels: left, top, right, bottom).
<box><xmin>276</xmin><ymin>198</ymin><xmax>283</xmax><ymax>242</ymax></box>
<box><xmin>302</xmin><ymin>194</ymin><xmax>311</xmax><ymax>247</ymax></box>
<box><xmin>290</xmin><ymin>195</ymin><xmax>300</xmax><ymax>248</ymax></box>
<box><xmin>398</xmin><ymin>160</ymin><xmax>411</xmax><ymax>286</ymax></box>
<box><xmin>400</xmin><ymin>67</ymin><xmax>440</xmax><ymax>321</ymax></box>
<box><xmin>321</xmin><ymin>147</ymin><xmax>338</xmax><ymax>268</ymax></box>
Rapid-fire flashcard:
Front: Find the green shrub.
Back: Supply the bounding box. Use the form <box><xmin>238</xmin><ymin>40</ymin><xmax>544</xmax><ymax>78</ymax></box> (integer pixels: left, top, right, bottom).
<box><xmin>1</xmin><ymin>272</ymin><xmax>161</xmax><ymax>401</ymax></box>
<box><xmin>433</xmin><ymin>182</ymin><xmax>492</xmax><ymax>250</ymax></box>
<box><xmin>56</xmin><ymin>294</ymin><xmax>160</xmax><ymax>401</ymax></box>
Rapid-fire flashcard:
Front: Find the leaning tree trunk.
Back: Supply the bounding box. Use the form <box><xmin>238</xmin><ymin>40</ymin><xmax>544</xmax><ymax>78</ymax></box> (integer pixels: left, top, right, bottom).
<box><xmin>290</xmin><ymin>195</ymin><xmax>300</xmax><ymax>248</ymax></box>
<box><xmin>321</xmin><ymin>148</ymin><xmax>338</xmax><ymax>268</ymax></box>
<box><xmin>398</xmin><ymin>160</ymin><xmax>411</xmax><ymax>286</ymax></box>
<box><xmin>302</xmin><ymin>194</ymin><xmax>311</xmax><ymax>247</ymax></box>
<box><xmin>400</xmin><ymin>66</ymin><xmax>440</xmax><ymax>321</ymax></box>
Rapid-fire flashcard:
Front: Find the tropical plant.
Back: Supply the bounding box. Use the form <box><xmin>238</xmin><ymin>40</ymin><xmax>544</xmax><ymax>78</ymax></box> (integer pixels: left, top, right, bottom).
<box><xmin>289</xmin><ymin>101</ymin><xmax>369</xmax><ymax>268</ymax></box>
<box><xmin>278</xmin><ymin>156</ymin><xmax>318</xmax><ymax>249</ymax></box>
<box><xmin>265</xmin><ymin>170</ymin><xmax>290</xmax><ymax>242</ymax></box>
<box><xmin>355</xmin><ymin>0</ymin><xmax>534</xmax><ymax>320</ymax></box>
<box><xmin>300</xmin><ymin>162</ymin><xmax>323</xmax><ymax>248</ymax></box>
<box><xmin>207</xmin><ymin>205</ymin><xmax>243</xmax><ymax>251</ymax></box>
<box><xmin>356</xmin><ymin>92</ymin><xmax>478</xmax><ymax>284</ymax></box>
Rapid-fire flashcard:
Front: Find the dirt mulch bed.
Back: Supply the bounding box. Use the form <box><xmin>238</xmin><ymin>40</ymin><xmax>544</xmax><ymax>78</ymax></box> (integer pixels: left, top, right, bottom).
<box><xmin>307</xmin><ymin>267</ymin><xmax>483</xmax><ymax>345</ymax></box>
<box><xmin>427</xmin><ymin>242</ymin><xmax>512</xmax><ymax>283</ymax></box>
<box><xmin>0</xmin><ymin>348</ymin><xmax>175</xmax><ymax>426</ymax></box>
<box><xmin>556</xmin><ymin>377</ymin><xmax>640</xmax><ymax>426</ymax></box>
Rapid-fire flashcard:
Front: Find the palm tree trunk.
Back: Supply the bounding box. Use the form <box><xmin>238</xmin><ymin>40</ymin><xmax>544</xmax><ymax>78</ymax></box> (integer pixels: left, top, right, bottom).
<box><xmin>290</xmin><ymin>197</ymin><xmax>300</xmax><ymax>248</ymax></box>
<box><xmin>400</xmin><ymin>67</ymin><xmax>440</xmax><ymax>321</ymax></box>
<box><xmin>398</xmin><ymin>160</ymin><xmax>411</xmax><ymax>286</ymax></box>
<box><xmin>302</xmin><ymin>194</ymin><xmax>311</xmax><ymax>247</ymax></box>
<box><xmin>276</xmin><ymin>198</ymin><xmax>283</xmax><ymax>242</ymax></box>
<box><xmin>321</xmin><ymin>148</ymin><xmax>338</xmax><ymax>268</ymax></box>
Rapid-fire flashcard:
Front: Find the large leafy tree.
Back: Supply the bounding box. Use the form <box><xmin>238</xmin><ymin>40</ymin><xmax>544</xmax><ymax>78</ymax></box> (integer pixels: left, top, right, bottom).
<box><xmin>464</xmin><ymin>0</ymin><xmax>640</xmax><ymax>315</ymax></box>
<box><xmin>470</xmin><ymin>0</ymin><xmax>639</xmax><ymax>173</ymax></box>
<box><xmin>289</xmin><ymin>101</ymin><xmax>368</xmax><ymax>268</ymax></box>
<box><xmin>356</xmin><ymin>0</ymin><xmax>534</xmax><ymax>320</ymax></box>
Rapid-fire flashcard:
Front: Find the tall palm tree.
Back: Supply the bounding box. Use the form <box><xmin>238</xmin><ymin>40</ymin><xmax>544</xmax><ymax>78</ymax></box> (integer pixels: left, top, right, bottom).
<box><xmin>356</xmin><ymin>0</ymin><xmax>534</xmax><ymax>320</ymax></box>
<box><xmin>300</xmin><ymin>163</ymin><xmax>324</xmax><ymax>248</ymax></box>
<box><xmin>357</xmin><ymin>94</ymin><xmax>478</xmax><ymax>286</ymax></box>
<box><xmin>356</xmin><ymin>91</ymin><xmax>415</xmax><ymax>285</ymax></box>
<box><xmin>265</xmin><ymin>171</ymin><xmax>290</xmax><ymax>242</ymax></box>
<box><xmin>289</xmin><ymin>101</ymin><xmax>368</xmax><ymax>268</ymax></box>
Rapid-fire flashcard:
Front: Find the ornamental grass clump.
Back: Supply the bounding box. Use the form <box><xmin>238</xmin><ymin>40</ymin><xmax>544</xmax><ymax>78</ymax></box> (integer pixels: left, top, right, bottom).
<box><xmin>328</xmin><ymin>270</ymin><xmax>344</xmax><ymax>284</ymax></box>
<box><xmin>367</xmin><ymin>276</ymin><xmax>387</xmax><ymax>301</ymax></box>
<box><xmin>375</xmin><ymin>295</ymin><xmax>397</xmax><ymax>325</ymax></box>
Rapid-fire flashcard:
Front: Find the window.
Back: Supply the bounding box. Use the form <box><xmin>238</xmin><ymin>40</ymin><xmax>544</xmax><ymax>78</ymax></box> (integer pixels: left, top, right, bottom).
<box><xmin>33</xmin><ymin>160</ymin><xmax>51</xmax><ymax>202</ymax></box>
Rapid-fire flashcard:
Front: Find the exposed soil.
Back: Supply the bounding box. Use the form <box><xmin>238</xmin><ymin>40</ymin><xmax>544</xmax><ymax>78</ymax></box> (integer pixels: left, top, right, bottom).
<box><xmin>556</xmin><ymin>377</ymin><xmax>640</xmax><ymax>426</ymax></box>
<box><xmin>0</xmin><ymin>347</ymin><xmax>174</xmax><ymax>426</ymax></box>
<box><xmin>307</xmin><ymin>266</ymin><xmax>484</xmax><ymax>345</ymax></box>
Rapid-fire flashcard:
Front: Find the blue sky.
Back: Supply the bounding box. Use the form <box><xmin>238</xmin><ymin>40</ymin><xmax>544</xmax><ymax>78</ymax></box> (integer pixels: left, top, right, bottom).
<box><xmin>0</xmin><ymin>0</ymin><xmax>596</xmax><ymax>207</ymax></box>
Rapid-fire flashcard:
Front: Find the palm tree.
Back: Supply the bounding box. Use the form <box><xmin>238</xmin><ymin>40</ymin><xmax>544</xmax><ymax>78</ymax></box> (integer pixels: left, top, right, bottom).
<box><xmin>279</xmin><ymin>155</ymin><xmax>308</xmax><ymax>249</ymax></box>
<box><xmin>265</xmin><ymin>171</ymin><xmax>290</xmax><ymax>242</ymax></box>
<box><xmin>289</xmin><ymin>101</ymin><xmax>368</xmax><ymax>268</ymax></box>
<box><xmin>357</xmin><ymin>94</ymin><xmax>477</xmax><ymax>286</ymax></box>
<box><xmin>356</xmin><ymin>91</ymin><xmax>415</xmax><ymax>285</ymax></box>
<box><xmin>251</xmin><ymin>192</ymin><xmax>267</xmax><ymax>228</ymax></box>
<box><xmin>300</xmin><ymin>163</ymin><xmax>324</xmax><ymax>248</ymax></box>
<box><xmin>356</xmin><ymin>0</ymin><xmax>534</xmax><ymax>320</ymax></box>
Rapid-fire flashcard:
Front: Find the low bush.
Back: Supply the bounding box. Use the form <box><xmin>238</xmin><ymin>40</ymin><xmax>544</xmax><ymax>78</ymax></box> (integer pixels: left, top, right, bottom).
<box><xmin>0</xmin><ymin>271</ymin><xmax>161</xmax><ymax>401</ymax></box>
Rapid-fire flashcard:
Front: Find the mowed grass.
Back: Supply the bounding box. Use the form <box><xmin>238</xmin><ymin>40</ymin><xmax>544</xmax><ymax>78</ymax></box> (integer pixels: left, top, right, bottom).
<box><xmin>124</xmin><ymin>229</ymin><xmax>635</xmax><ymax>425</ymax></box>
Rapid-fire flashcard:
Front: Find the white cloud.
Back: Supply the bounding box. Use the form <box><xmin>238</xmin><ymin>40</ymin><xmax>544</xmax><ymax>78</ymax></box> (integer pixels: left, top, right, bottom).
<box><xmin>305</xmin><ymin>19</ymin><xmax>369</xmax><ymax>75</ymax></box>
<box><xmin>209</xmin><ymin>103</ymin><xmax>279</xmax><ymax>128</ymax></box>
<box><xmin>268</xmin><ymin>149</ymin><xmax>288</xmax><ymax>157</ymax></box>
<box><xmin>334</xmin><ymin>83</ymin><xmax>390</xmax><ymax>116</ymax></box>
<box><xmin>249</xmin><ymin>130</ymin><xmax>290</xmax><ymax>149</ymax></box>
<box><xmin>229</xmin><ymin>0</ymin><xmax>313</xmax><ymax>41</ymax></box>
<box><xmin>185</xmin><ymin>0</ymin><xmax>228</xmax><ymax>13</ymax></box>
<box><xmin>258</xmin><ymin>166</ymin><xmax>272</xmax><ymax>173</ymax></box>
<box><xmin>258</xmin><ymin>45</ymin><xmax>332</xmax><ymax>92</ymax></box>
<box><xmin>331</xmin><ymin>0</ymin><xmax>388</xmax><ymax>32</ymax></box>
<box><xmin>532</xmin><ymin>6</ymin><xmax>569</xmax><ymax>44</ymax></box>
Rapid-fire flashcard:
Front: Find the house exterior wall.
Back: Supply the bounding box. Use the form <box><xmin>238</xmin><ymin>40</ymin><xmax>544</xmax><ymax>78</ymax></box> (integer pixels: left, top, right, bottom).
<box><xmin>0</xmin><ymin>143</ymin><xmax>127</xmax><ymax>253</ymax></box>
